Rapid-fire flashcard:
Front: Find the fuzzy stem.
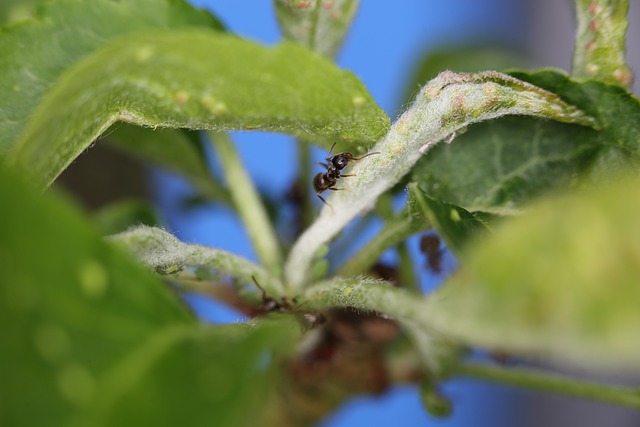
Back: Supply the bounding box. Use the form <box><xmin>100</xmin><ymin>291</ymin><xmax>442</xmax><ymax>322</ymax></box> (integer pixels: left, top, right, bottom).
<box><xmin>208</xmin><ymin>132</ymin><xmax>284</xmax><ymax>278</ymax></box>
<box><xmin>109</xmin><ymin>225</ymin><xmax>285</xmax><ymax>296</ymax></box>
<box><xmin>285</xmin><ymin>71</ymin><xmax>598</xmax><ymax>289</ymax></box>
<box><xmin>572</xmin><ymin>0</ymin><xmax>632</xmax><ymax>87</ymax></box>
<box><xmin>457</xmin><ymin>363</ymin><xmax>640</xmax><ymax>410</ymax></box>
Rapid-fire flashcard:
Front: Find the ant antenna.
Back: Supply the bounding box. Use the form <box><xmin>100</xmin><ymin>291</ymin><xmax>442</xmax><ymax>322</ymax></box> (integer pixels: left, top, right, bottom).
<box><xmin>251</xmin><ymin>275</ymin><xmax>267</xmax><ymax>299</ymax></box>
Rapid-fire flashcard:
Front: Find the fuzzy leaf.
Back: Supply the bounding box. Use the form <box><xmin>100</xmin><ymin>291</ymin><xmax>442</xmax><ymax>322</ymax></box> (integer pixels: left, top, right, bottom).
<box><xmin>426</xmin><ymin>175</ymin><xmax>640</xmax><ymax>369</ymax></box>
<box><xmin>413</xmin><ymin>70</ymin><xmax>640</xmax><ymax>214</ymax></box>
<box><xmin>7</xmin><ymin>29</ymin><xmax>389</xmax><ymax>187</ymax></box>
<box><xmin>0</xmin><ymin>164</ymin><xmax>295</xmax><ymax>426</ymax></box>
<box><xmin>286</xmin><ymin>70</ymin><xmax>597</xmax><ymax>289</ymax></box>
<box><xmin>573</xmin><ymin>0</ymin><xmax>632</xmax><ymax>87</ymax></box>
<box><xmin>0</xmin><ymin>0</ymin><xmax>223</xmax><ymax>154</ymax></box>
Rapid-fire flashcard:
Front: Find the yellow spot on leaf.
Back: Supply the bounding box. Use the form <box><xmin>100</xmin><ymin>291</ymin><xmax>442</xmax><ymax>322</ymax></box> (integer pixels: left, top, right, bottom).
<box><xmin>78</xmin><ymin>261</ymin><xmax>108</xmax><ymax>299</ymax></box>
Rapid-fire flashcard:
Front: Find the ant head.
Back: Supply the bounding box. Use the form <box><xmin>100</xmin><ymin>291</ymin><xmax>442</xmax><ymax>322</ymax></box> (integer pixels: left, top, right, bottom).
<box><xmin>331</xmin><ymin>153</ymin><xmax>353</xmax><ymax>170</ymax></box>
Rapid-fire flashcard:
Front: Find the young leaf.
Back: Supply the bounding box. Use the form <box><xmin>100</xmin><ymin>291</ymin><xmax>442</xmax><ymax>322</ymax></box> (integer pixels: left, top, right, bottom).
<box><xmin>286</xmin><ymin>70</ymin><xmax>597</xmax><ymax>289</ymax></box>
<box><xmin>0</xmin><ymin>0</ymin><xmax>223</xmax><ymax>154</ymax></box>
<box><xmin>109</xmin><ymin>225</ymin><xmax>286</xmax><ymax>296</ymax></box>
<box><xmin>401</xmin><ymin>44</ymin><xmax>528</xmax><ymax>107</ymax></box>
<box><xmin>0</xmin><ymin>164</ymin><xmax>296</xmax><ymax>427</ymax></box>
<box><xmin>413</xmin><ymin>70</ymin><xmax>640</xmax><ymax>214</ymax></box>
<box><xmin>425</xmin><ymin>174</ymin><xmax>640</xmax><ymax>369</ymax></box>
<box><xmin>275</xmin><ymin>0</ymin><xmax>360</xmax><ymax>58</ymax></box>
<box><xmin>7</xmin><ymin>30</ymin><xmax>390</xmax><ymax>188</ymax></box>
<box><xmin>572</xmin><ymin>0</ymin><xmax>632</xmax><ymax>87</ymax></box>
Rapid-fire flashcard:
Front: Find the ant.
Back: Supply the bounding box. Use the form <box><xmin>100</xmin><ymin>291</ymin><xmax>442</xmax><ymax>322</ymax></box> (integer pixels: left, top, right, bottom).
<box><xmin>251</xmin><ymin>276</ymin><xmax>296</xmax><ymax>313</ymax></box>
<box><xmin>250</xmin><ymin>276</ymin><xmax>326</xmax><ymax>327</ymax></box>
<box><xmin>313</xmin><ymin>142</ymin><xmax>379</xmax><ymax>207</ymax></box>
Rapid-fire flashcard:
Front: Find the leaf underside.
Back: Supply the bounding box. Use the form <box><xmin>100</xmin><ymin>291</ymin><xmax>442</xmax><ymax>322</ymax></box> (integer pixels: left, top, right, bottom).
<box><xmin>0</xmin><ymin>0</ymin><xmax>223</xmax><ymax>153</ymax></box>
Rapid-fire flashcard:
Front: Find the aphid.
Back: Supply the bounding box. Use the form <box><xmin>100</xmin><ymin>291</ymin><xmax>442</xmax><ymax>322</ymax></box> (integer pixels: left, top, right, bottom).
<box><xmin>419</xmin><ymin>234</ymin><xmax>443</xmax><ymax>273</ymax></box>
<box><xmin>313</xmin><ymin>142</ymin><xmax>380</xmax><ymax>206</ymax></box>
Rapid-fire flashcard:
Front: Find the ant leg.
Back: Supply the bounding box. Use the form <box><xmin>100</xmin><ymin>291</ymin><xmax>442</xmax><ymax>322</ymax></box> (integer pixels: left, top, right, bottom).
<box><xmin>315</xmin><ymin>161</ymin><xmax>330</xmax><ymax>168</ymax></box>
<box><xmin>251</xmin><ymin>275</ymin><xmax>268</xmax><ymax>300</ymax></box>
<box><xmin>316</xmin><ymin>193</ymin><xmax>335</xmax><ymax>212</ymax></box>
<box><xmin>340</xmin><ymin>174</ymin><xmax>356</xmax><ymax>178</ymax></box>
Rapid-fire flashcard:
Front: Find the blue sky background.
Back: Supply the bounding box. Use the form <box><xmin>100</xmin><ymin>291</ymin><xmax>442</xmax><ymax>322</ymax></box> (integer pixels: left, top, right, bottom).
<box><xmin>157</xmin><ymin>1</ymin><xmax>531</xmax><ymax>426</ymax></box>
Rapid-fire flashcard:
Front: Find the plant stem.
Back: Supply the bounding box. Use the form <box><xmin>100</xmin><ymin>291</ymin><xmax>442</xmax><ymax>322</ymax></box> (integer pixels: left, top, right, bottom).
<box><xmin>336</xmin><ymin>210</ymin><xmax>427</xmax><ymax>277</ymax></box>
<box><xmin>296</xmin><ymin>141</ymin><xmax>315</xmax><ymax>231</ymax></box>
<box><xmin>397</xmin><ymin>240</ymin><xmax>419</xmax><ymax>292</ymax></box>
<box><xmin>208</xmin><ymin>132</ymin><xmax>284</xmax><ymax>278</ymax></box>
<box><xmin>456</xmin><ymin>363</ymin><xmax>640</xmax><ymax>410</ymax></box>
<box><xmin>572</xmin><ymin>0</ymin><xmax>632</xmax><ymax>87</ymax></box>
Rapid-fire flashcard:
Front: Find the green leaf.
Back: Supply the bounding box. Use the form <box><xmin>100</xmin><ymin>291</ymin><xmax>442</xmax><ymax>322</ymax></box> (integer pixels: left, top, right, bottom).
<box><xmin>413</xmin><ymin>69</ymin><xmax>640</xmax><ymax>214</ymax></box>
<box><xmin>0</xmin><ymin>0</ymin><xmax>223</xmax><ymax>154</ymax></box>
<box><xmin>425</xmin><ymin>174</ymin><xmax>640</xmax><ymax>369</ymax></box>
<box><xmin>70</xmin><ymin>319</ymin><xmax>295</xmax><ymax>427</ymax></box>
<box><xmin>275</xmin><ymin>0</ymin><xmax>360</xmax><ymax>58</ymax></box>
<box><xmin>0</xmin><ymin>164</ymin><xmax>296</xmax><ymax>426</ymax></box>
<box><xmin>0</xmin><ymin>163</ymin><xmax>191</xmax><ymax>423</ymax></box>
<box><xmin>106</xmin><ymin>125</ymin><xmax>230</xmax><ymax>204</ymax></box>
<box><xmin>109</xmin><ymin>225</ymin><xmax>286</xmax><ymax>296</ymax></box>
<box><xmin>410</xmin><ymin>184</ymin><xmax>491</xmax><ymax>253</ymax></box>
<box><xmin>7</xmin><ymin>29</ymin><xmax>390</xmax><ymax>188</ymax></box>
<box><xmin>511</xmin><ymin>69</ymin><xmax>640</xmax><ymax>167</ymax></box>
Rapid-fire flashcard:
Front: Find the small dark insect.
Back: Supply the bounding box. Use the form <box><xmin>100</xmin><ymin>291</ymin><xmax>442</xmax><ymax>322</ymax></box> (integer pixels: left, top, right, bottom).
<box><xmin>250</xmin><ymin>276</ymin><xmax>327</xmax><ymax>328</ymax></box>
<box><xmin>251</xmin><ymin>276</ymin><xmax>296</xmax><ymax>312</ymax></box>
<box><xmin>419</xmin><ymin>234</ymin><xmax>443</xmax><ymax>273</ymax></box>
<box><xmin>313</xmin><ymin>142</ymin><xmax>380</xmax><ymax>207</ymax></box>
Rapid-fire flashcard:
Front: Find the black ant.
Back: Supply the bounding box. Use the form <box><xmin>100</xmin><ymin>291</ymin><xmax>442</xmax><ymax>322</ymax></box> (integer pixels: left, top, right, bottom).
<box><xmin>313</xmin><ymin>142</ymin><xmax>379</xmax><ymax>206</ymax></box>
<box><xmin>250</xmin><ymin>276</ymin><xmax>326</xmax><ymax>327</ymax></box>
<box><xmin>251</xmin><ymin>276</ymin><xmax>296</xmax><ymax>313</ymax></box>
